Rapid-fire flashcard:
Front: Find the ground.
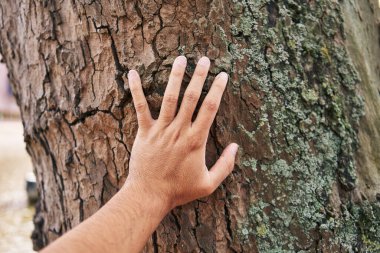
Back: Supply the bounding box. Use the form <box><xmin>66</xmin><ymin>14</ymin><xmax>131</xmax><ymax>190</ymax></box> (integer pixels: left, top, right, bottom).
<box><xmin>0</xmin><ymin>119</ymin><xmax>35</xmax><ymax>253</ymax></box>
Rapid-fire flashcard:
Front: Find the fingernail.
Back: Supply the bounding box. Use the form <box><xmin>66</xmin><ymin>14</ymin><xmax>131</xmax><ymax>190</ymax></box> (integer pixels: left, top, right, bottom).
<box><xmin>128</xmin><ymin>69</ymin><xmax>137</xmax><ymax>79</ymax></box>
<box><xmin>175</xmin><ymin>55</ymin><xmax>187</xmax><ymax>66</ymax></box>
<box><xmin>230</xmin><ymin>143</ymin><xmax>239</xmax><ymax>156</ymax></box>
<box><xmin>198</xmin><ymin>56</ymin><xmax>210</xmax><ymax>66</ymax></box>
<box><xmin>217</xmin><ymin>72</ymin><xmax>228</xmax><ymax>81</ymax></box>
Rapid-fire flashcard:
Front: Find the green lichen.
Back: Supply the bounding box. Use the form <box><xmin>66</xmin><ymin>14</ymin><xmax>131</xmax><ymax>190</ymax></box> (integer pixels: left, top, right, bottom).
<box><xmin>242</xmin><ymin>158</ymin><xmax>257</xmax><ymax>172</ymax></box>
<box><xmin>320</xmin><ymin>46</ymin><xmax>332</xmax><ymax>63</ymax></box>
<box><xmin>228</xmin><ymin>0</ymin><xmax>372</xmax><ymax>251</ymax></box>
<box><xmin>326</xmin><ymin>201</ymin><xmax>380</xmax><ymax>252</ymax></box>
<box><xmin>301</xmin><ymin>89</ymin><xmax>319</xmax><ymax>104</ymax></box>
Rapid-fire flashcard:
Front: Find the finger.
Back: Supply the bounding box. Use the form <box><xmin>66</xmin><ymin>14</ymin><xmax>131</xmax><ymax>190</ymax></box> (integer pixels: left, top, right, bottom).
<box><xmin>128</xmin><ymin>70</ymin><xmax>153</xmax><ymax>129</ymax></box>
<box><xmin>158</xmin><ymin>56</ymin><xmax>187</xmax><ymax>124</ymax></box>
<box><xmin>193</xmin><ymin>72</ymin><xmax>228</xmax><ymax>137</ymax></box>
<box><xmin>176</xmin><ymin>56</ymin><xmax>210</xmax><ymax>124</ymax></box>
<box><xmin>208</xmin><ymin>143</ymin><xmax>238</xmax><ymax>193</ymax></box>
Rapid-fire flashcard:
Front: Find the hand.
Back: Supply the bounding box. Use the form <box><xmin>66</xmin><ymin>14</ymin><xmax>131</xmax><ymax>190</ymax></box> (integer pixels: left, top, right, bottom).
<box><xmin>124</xmin><ymin>55</ymin><xmax>239</xmax><ymax>212</ymax></box>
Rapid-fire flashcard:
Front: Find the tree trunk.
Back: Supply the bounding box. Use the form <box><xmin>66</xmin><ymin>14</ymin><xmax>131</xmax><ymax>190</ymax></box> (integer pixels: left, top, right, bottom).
<box><xmin>0</xmin><ymin>0</ymin><xmax>379</xmax><ymax>252</ymax></box>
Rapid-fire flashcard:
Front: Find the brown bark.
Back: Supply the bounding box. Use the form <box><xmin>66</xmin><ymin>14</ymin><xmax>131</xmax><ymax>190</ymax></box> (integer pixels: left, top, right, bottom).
<box><xmin>0</xmin><ymin>0</ymin><xmax>379</xmax><ymax>252</ymax></box>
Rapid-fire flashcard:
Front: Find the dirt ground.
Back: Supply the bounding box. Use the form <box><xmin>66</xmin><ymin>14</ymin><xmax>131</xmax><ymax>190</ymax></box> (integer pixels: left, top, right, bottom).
<box><xmin>0</xmin><ymin>119</ymin><xmax>35</xmax><ymax>253</ymax></box>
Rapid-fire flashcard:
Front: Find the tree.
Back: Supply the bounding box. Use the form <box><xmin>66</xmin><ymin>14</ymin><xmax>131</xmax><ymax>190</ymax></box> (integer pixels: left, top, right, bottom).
<box><xmin>0</xmin><ymin>0</ymin><xmax>379</xmax><ymax>251</ymax></box>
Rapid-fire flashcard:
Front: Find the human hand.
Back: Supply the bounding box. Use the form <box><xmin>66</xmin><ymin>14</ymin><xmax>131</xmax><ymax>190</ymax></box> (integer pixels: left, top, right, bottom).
<box><xmin>124</xmin><ymin>55</ymin><xmax>238</xmax><ymax>212</ymax></box>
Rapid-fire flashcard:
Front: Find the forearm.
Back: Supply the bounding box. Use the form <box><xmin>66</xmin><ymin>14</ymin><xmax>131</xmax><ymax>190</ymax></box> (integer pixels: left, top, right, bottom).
<box><xmin>41</xmin><ymin>182</ymin><xmax>170</xmax><ymax>253</ymax></box>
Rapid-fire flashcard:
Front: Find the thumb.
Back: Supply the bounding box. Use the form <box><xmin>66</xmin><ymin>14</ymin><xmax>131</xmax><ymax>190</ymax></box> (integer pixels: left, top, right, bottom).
<box><xmin>208</xmin><ymin>143</ymin><xmax>239</xmax><ymax>191</ymax></box>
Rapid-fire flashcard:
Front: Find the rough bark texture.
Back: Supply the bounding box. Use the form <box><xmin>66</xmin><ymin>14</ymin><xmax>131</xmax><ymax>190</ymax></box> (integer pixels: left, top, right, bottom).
<box><xmin>0</xmin><ymin>0</ymin><xmax>379</xmax><ymax>252</ymax></box>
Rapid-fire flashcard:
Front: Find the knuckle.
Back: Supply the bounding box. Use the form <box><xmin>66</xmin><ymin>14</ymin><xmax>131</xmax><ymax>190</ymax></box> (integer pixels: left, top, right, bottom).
<box><xmin>159</xmin><ymin>111</ymin><xmax>175</xmax><ymax>125</ymax></box>
<box><xmin>188</xmin><ymin>134</ymin><xmax>202</xmax><ymax>149</ymax></box>
<box><xmin>134</xmin><ymin>102</ymin><xmax>147</xmax><ymax>113</ymax></box>
<box><xmin>159</xmin><ymin>113</ymin><xmax>172</xmax><ymax>122</ymax></box>
<box><xmin>195</xmin><ymin>67</ymin><xmax>208</xmax><ymax>77</ymax></box>
<box><xmin>204</xmin><ymin>99</ymin><xmax>218</xmax><ymax>111</ymax></box>
<box><xmin>164</xmin><ymin>94</ymin><xmax>178</xmax><ymax>105</ymax></box>
<box><xmin>184</xmin><ymin>91</ymin><xmax>199</xmax><ymax>103</ymax></box>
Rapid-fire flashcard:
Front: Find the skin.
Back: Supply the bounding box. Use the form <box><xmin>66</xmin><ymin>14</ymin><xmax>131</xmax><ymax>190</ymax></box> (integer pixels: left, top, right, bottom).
<box><xmin>41</xmin><ymin>55</ymin><xmax>238</xmax><ymax>253</ymax></box>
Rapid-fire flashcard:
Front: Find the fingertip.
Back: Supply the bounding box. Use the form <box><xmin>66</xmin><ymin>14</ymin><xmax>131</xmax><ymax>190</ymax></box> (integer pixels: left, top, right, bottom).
<box><xmin>198</xmin><ymin>56</ymin><xmax>210</xmax><ymax>66</ymax></box>
<box><xmin>175</xmin><ymin>55</ymin><xmax>187</xmax><ymax>66</ymax></box>
<box><xmin>217</xmin><ymin>72</ymin><xmax>229</xmax><ymax>82</ymax></box>
<box><xmin>228</xmin><ymin>143</ymin><xmax>239</xmax><ymax>157</ymax></box>
<box><xmin>208</xmin><ymin>144</ymin><xmax>238</xmax><ymax>189</ymax></box>
<box><xmin>128</xmin><ymin>69</ymin><xmax>139</xmax><ymax>79</ymax></box>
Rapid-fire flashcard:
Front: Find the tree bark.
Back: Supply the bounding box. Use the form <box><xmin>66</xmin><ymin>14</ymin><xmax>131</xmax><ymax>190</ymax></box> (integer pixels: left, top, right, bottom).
<box><xmin>0</xmin><ymin>0</ymin><xmax>379</xmax><ymax>252</ymax></box>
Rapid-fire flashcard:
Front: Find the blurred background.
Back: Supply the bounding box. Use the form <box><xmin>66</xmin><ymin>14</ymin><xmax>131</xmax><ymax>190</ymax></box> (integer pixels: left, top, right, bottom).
<box><xmin>0</xmin><ymin>55</ymin><xmax>36</xmax><ymax>252</ymax></box>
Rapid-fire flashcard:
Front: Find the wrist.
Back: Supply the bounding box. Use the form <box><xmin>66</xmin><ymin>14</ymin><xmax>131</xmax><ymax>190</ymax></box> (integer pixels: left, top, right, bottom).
<box><xmin>118</xmin><ymin>179</ymin><xmax>172</xmax><ymax>220</ymax></box>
